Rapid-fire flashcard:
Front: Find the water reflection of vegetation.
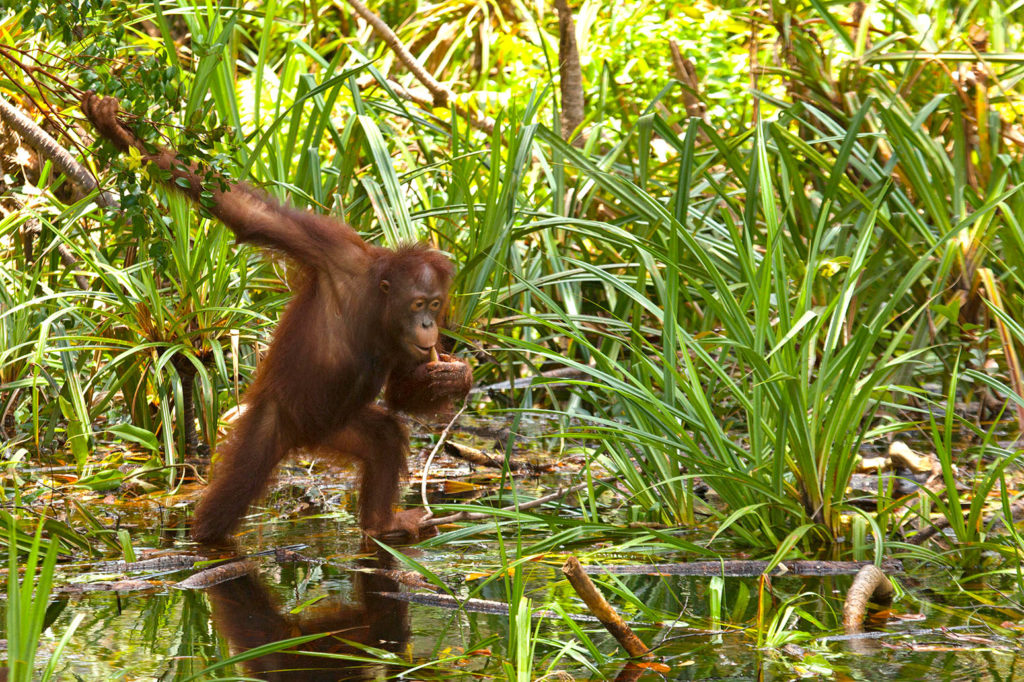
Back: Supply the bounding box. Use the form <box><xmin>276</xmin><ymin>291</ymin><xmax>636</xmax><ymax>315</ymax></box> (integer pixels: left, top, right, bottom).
<box><xmin>1</xmin><ymin>491</ymin><xmax>1014</xmax><ymax>679</ymax></box>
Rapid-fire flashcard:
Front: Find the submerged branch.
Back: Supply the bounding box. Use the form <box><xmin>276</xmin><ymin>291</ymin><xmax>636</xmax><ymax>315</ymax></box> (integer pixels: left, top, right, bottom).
<box><xmin>93</xmin><ymin>553</ymin><xmax>205</xmax><ymax>574</ymax></box>
<box><xmin>563</xmin><ymin>555</ymin><xmax>651</xmax><ymax>658</ymax></box>
<box><xmin>442</xmin><ymin>441</ymin><xmax>540</xmax><ymax>473</ymax></box>
<box><xmin>842</xmin><ymin>564</ymin><xmax>894</xmax><ymax>631</ymax></box>
<box><xmin>175</xmin><ymin>559</ymin><xmax>258</xmax><ymax>589</ymax></box>
<box><xmin>820</xmin><ymin>624</ymin><xmax>981</xmax><ymax>643</ymax></box>
<box><xmin>587</xmin><ymin>559</ymin><xmax>903</xmax><ymax>577</ymax></box>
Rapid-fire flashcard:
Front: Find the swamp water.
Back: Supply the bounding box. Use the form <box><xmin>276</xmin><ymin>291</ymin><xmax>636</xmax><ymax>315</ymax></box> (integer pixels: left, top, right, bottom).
<box><xmin>10</xmin><ymin>472</ymin><xmax>1024</xmax><ymax>680</ymax></box>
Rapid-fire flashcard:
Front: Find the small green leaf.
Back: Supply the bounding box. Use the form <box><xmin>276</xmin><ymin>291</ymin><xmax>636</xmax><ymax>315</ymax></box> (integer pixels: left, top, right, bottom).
<box><xmin>118</xmin><ymin>529</ymin><xmax>136</xmax><ymax>563</ymax></box>
<box><xmin>932</xmin><ymin>299</ymin><xmax>962</xmax><ymax>324</ymax></box>
<box><xmin>75</xmin><ymin>470</ymin><xmax>124</xmax><ymax>492</ymax></box>
<box><xmin>58</xmin><ymin>396</ymin><xmax>90</xmax><ymax>473</ymax></box>
<box><xmin>107</xmin><ymin>423</ymin><xmax>160</xmax><ymax>452</ymax></box>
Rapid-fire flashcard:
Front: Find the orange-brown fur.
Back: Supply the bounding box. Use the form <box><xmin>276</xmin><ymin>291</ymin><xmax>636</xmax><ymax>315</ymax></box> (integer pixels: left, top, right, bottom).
<box><xmin>82</xmin><ymin>93</ymin><xmax>472</xmax><ymax>543</ymax></box>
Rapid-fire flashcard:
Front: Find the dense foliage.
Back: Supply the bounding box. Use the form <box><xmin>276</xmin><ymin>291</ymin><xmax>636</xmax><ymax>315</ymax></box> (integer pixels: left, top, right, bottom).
<box><xmin>1</xmin><ymin>0</ymin><xmax>1023</xmax><ymax>630</ymax></box>
<box><xmin>3</xmin><ymin>0</ymin><xmax>1024</xmax><ymax>676</ymax></box>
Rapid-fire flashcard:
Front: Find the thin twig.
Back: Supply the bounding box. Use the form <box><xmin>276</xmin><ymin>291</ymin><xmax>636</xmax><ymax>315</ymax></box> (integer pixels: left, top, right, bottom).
<box><xmin>0</xmin><ymin>44</ymin><xmax>88</xmax><ymax>97</ymax></box>
<box><xmin>910</xmin><ymin>499</ymin><xmax>1024</xmax><ymax>545</ymax></box>
<box><xmin>418</xmin><ymin>404</ymin><xmax>467</xmax><ymax>516</ymax></box>
<box><xmin>338</xmin><ymin>0</ymin><xmax>495</xmax><ymax>134</ymax></box>
<box><xmin>669</xmin><ymin>40</ymin><xmax>707</xmax><ymax>122</ymax></box>
<box><xmin>343</xmin><ymin>0</ymin><xmax>449</xmax><ymax>107</ymax></box>
<box><xmin>381</xmin><ymin>78</ymin><xmax>433</xmax><ymax>109</ymax></box>
<box><xmin>471</xmin><ymin>366</ymin><xmax>590</xmax><ymax>393</ymax></box>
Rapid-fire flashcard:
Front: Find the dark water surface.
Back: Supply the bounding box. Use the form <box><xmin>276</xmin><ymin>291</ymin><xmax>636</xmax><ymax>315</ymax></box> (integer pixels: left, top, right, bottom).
<box><xmin>15</xmin><ymin>474</ymin><xmax>1024</xmax><ymax>681</ymax></box>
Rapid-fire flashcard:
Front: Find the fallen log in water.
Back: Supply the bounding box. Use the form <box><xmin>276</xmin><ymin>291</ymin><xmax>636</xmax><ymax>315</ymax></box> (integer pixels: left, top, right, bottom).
<box><xmin>583</xmin><ymin>559</ymin><xmax>902</xmax><ymax>577</ymax></box>
<box><xmin>442</xmin><ymin>441</ymin><xmax>541</xmax><ymax>473</ymax></box>
<box><xmin>175</xmin><ymin>559</ymin><xmax>258</xmax><ymax>589</ymax></box>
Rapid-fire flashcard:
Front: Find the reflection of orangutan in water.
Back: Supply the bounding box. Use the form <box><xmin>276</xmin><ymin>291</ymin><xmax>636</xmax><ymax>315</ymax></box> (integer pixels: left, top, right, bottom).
<box><xmin>205</xmin><ymin>558</ymin><xmax>409</xmax><ymax>680</ymax></box>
